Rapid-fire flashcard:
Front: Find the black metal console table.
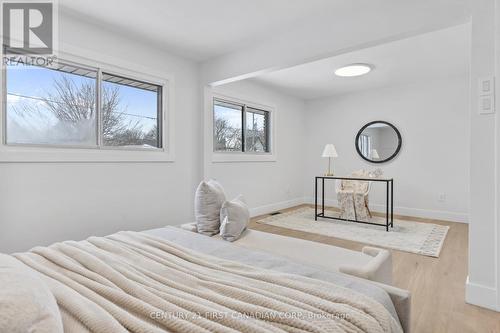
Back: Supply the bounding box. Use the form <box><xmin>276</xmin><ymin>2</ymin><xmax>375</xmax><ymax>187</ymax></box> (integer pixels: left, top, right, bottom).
<box><xmin>314</xmin><ymin>176</ymin><xmax>394</xmax><ymax>231</ymax></box>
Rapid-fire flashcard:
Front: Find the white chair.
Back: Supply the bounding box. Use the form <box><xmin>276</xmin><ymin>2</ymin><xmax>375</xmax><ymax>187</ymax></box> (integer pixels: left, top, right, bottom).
<box><xmin>336</xmin><ymin>170</ymin><xmax>376</xmax><ymax>222</ymax></box>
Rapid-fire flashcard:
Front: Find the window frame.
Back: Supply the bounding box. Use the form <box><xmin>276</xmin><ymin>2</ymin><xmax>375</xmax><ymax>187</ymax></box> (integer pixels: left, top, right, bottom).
<box><xmin>0</xmin><ymin>50</ymin><xmax>173</xmax><ymax>162</ymax></box>
<box><xmin>208</xmin><ymin>92</ymin><xmax>276</xmax><ymax>163</ymax></box>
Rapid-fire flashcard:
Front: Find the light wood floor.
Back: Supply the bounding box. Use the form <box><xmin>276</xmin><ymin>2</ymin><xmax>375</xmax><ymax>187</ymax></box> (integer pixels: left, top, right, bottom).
<box><xmin>249</xmin><ymin>204</ymin><xmax>500</xmax><ymax>333</ymax></box>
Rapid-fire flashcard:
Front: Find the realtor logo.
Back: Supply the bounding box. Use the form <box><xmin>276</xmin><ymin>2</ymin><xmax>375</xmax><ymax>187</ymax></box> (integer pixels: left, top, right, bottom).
<box><xmin>2</xmin><ymin>2</ymin><xmax>54</xmax><ymax>55</ymax></box>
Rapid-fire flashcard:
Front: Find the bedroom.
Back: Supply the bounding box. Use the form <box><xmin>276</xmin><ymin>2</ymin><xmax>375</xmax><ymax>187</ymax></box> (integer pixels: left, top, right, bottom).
<box><xmin>0</xmin><ymin>0</ymin><xmax>499</xmax><ymax>332</ymax></box>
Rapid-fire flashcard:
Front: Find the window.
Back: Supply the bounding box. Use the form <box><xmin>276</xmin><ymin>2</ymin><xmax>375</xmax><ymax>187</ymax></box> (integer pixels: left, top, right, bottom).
<box><xmin>245</xmin><ymin>107</ymin><xmax>269</xmax><ymax>153</ymax></box>
<box><xmin>213</xmin><ymin>99</ymin><xmax>243</xmax><ymax>152</ymax></box>
<box><xmin>4</xmin><ymin>60</ymin><xmax>163</xmax><ymax>150</ymax></box>
<box><xmin>213</xmin><ymin>98</ymin><xmax>270</xmax><ymax>153</ymax></box>
<box><xmin>101</xmin><ymin>73</ymin><xmax>161</xmax><ymax>148</ymax></box>
<box><xmin>6</xmin><ymin>63</ymin><xmax>98</xmax><ymax>146</ymax></box>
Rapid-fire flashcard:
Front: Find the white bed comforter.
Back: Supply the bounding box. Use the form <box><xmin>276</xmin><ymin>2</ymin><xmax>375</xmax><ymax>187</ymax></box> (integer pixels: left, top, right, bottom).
<box><xmin>13</xmin><ymin>231</ymin><xmax>402</xmax><ymax>333</ymax></box>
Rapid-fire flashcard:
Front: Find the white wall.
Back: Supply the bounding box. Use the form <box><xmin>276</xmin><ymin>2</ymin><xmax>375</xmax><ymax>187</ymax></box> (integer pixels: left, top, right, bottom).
<box><xmin>465</xmin><ymin>0</ymin><xmax>499</xmax><ymax>311</ymax></box>
<box><xmin>303</xmin><ymin>77</ymin><xmax>470</xmax><ymax>223</ymax></box>
<box><xmin>205</xmin><ymin>80</ymin><xmax>306</xmax><ymax>216</ymax></box>
<box><xmin>0</xmin><ymin>13</ymin><xmax>308</xmax><ymax>253</ymax></box>
<box><xmin>0</xmin><ymin>14</ymin><xmax>202</xmax><ymax>253</ymax></box>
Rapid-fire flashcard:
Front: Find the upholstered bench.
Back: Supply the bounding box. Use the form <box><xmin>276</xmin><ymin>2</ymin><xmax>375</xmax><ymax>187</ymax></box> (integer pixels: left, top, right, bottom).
<box><xmin>180</xmin><ymin>223</ymin><xmax>392</xmax><ymax>285</ymax></box>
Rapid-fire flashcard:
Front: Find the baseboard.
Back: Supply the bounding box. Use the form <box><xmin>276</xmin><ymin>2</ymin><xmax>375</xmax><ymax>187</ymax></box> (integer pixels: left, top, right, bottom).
<box><xmin>465</xmin><ymin>276</ymin><xmax>498</xmax><ymax>311</ymax></box>
<box><xmin>249</xmin><ymin>198</ymin><xmax>304</xmax><ymax>217</ymax></box>
<box><xmin>369</xmin><ymin>203</ymin><xmax>469</xmax><ymax>223</ymax></box>
<box><xmin>302</xmin><ymin>197</ymin><xmax>469</xmax><ymax>223</ymax></box>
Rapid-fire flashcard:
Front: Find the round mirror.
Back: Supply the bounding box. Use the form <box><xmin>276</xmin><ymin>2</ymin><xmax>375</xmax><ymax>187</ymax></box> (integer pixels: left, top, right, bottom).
<box><xmin>355</xmin><ymin>121</ymin><xmax>402</xmax><ymax>163</ymax></box>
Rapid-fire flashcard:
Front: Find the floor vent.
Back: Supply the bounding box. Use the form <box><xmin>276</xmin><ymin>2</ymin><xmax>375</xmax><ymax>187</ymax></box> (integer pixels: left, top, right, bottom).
<box><xmin>269</xmin><ymin>211</ymin><xmax>282</xmax><ymax>216</ymax></box>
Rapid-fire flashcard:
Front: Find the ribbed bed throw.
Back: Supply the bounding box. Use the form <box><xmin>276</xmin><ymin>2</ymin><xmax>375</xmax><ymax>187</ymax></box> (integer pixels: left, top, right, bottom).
<box><xmin>13</xmin><ymin>231</ymin><xmax>403</xmax><ymax>333</ymax></box>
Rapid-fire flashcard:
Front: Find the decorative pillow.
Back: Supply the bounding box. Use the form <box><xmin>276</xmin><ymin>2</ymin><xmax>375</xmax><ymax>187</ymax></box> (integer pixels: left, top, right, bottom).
<box><xmin>194</xmin><ymin>179</ymin><xmax>226</xmax><ymax>235</ymax></box>
<box><xmin>0</xmin><ymin>254</ymin><xmax>63</xmax><ymax>333</ymax></box>
<box><xmin>219</xmin><ymin>195</ymin><xmax>250</xmax><ymax>242</ymax></box>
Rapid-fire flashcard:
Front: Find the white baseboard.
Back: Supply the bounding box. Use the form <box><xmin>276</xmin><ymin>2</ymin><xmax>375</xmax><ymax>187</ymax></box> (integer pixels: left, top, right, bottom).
<box><xmin>465</xmin><ymin>276</ymin><xmax>498</xmax><ymax>311</ymax></box>
<box><xmin>302</xmin><ymin>197</ymin><xmax>469</xmax><ymax>223</ymax></box>
<box><xmin>369</xmin><ymin>203</ymin><xmax>469</xmax><ymax>223</ymax></box>
<box><xmin>249</xmin><ymin>198</ymin><xmax>304</xmax><ymax>217</ymax></box>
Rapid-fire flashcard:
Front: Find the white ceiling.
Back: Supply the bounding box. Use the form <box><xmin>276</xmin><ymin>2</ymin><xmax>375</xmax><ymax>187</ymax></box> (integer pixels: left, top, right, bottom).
<box><xmin>250</xmin><ymin>24</ymin><xmax>470</xmax><ymax>100</ymax></box>
<box><xmin>60</xmin><ymin>0</ymin><xmax>350</xmax><ymax>61</ymax></box>
<box><xmin>60</xmin><ymin>0</ymin><xmax>470</xmax><ymax>62</ymax></box>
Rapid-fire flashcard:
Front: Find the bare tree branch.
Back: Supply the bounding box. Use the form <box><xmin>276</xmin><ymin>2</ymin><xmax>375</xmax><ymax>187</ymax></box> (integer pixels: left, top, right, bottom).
<box><xmin>26</xmin><ymin>76</ymin><xmax>157</xmax><ymax>146</ymax></box>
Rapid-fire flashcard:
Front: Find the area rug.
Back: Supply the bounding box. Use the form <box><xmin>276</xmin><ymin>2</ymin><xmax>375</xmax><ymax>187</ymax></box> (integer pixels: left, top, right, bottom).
<box><xmin>256</xmin><ymin>207</ymin><xmax>449</xmax><ymax>257</ymax></box>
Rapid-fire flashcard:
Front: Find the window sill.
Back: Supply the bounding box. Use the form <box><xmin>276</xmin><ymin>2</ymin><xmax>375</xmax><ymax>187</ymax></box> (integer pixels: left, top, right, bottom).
<box><xmin>0</xmin><ymin>146</ymin><xmax>175</xmax><ymax>163</ymax></box>
<box><xmin>211</xmin><ymin>153</ymin><xmax>276</xmax><ymax>163</ymax></box>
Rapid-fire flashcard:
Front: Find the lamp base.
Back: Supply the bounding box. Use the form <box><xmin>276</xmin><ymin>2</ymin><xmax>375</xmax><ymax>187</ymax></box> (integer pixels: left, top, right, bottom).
<box><xmin>324</xmin><ymin>157</ymin><xmax>335</xmax><ymax>177</ymax></box>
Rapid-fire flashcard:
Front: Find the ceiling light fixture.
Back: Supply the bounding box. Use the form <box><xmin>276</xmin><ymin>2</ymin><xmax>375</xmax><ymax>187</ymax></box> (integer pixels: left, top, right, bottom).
<box><xmin>334</xmin><ymin>63</ymin><xmax>373</xmax><ymax>77</ymax></box>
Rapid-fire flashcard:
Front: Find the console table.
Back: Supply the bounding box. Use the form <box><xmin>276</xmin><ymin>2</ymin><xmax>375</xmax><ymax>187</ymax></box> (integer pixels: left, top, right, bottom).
<box><xmin>314</xmin><ymin>176</ymin><xmax>394</xmax><ymax>231</ymax></box>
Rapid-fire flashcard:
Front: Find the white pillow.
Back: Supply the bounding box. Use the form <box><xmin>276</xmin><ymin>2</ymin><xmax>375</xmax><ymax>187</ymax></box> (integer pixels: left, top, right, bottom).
<box><xmin>220</xmin><ymin>195</ymin><xmax>250</xmax><ymax>242</ymax></box>
<box><xmin>0</xmin><ymin>254</ymin><xmax>63</xmax><ymax>333</ymax></box>
<box><xmin>194</xmin><ymin>179</ymin><xmax>226</xmax><ymax>235</ymax></box>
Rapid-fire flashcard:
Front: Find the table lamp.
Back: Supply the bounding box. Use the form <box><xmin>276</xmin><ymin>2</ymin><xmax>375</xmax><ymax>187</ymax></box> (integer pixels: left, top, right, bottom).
<box><xmin>371</xmin><ymin>149</ymin><xmax>380</xmax><ymax>160</ymax></box>
<box><xmin>322</xmin><ymin>144</ymin><xmax>338</xmax><ymax>176</ymax></box>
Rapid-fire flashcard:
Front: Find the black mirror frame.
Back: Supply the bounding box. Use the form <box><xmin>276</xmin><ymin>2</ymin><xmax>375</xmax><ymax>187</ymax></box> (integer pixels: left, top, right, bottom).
<box><xmin>355</xmin><ymin>120</ymin><xmax>402</xmax><ymax>164</ymax></box>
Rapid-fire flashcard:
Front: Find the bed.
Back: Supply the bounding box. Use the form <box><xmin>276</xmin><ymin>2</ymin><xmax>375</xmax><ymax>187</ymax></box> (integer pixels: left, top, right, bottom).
<box><xmin>0</xmin><ymin>226</ymin><xmax>409</xmax><ymax>333</ymax></box>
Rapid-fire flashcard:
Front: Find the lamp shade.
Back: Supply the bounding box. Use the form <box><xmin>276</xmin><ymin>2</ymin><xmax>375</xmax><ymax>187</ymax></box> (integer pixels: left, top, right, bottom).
<box><xmin>371</xmin><ymin>149</ymin><xmax>380</xmax><ymax>159</ymax></box>
<box><xmin>322</xmin><ymin>144</ymin><xmax>338</xmax><ymax>158</ymax></box>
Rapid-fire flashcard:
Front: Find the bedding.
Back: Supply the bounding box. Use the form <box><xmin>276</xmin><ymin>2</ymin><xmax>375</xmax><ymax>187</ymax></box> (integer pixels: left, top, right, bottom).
<box><xmin>0</xmin><ymin>254</ymin><xmax>63</xmax><ymax>333</ymax></box>
<box><xmin>201</xmin><ymin>228</ymin><xmax>409</xmax><ymax>331</ymax></box>
<box><xmin>147</xmin><ymin>228</ymin><xmax>403</xmax><ymax>324</ymax></box>
<box><xmin>6</xmin><ymin>228</ymin><xmax>403</xmax><ymax>333</ymax></box>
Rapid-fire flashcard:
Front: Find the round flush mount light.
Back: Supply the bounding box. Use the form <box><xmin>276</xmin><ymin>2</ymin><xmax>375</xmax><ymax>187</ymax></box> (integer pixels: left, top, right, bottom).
<box><xmin>334</xmin><ymin>63</ymin><xmax>373</xmax><ymax>77</ymax></box>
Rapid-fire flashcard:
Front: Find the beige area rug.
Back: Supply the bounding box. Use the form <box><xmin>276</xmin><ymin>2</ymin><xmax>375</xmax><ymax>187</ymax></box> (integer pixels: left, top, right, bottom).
<box><xmin>256</xmin><ymin>207</ymin><xmax>449</xmax><ymax>257</ymax></box>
